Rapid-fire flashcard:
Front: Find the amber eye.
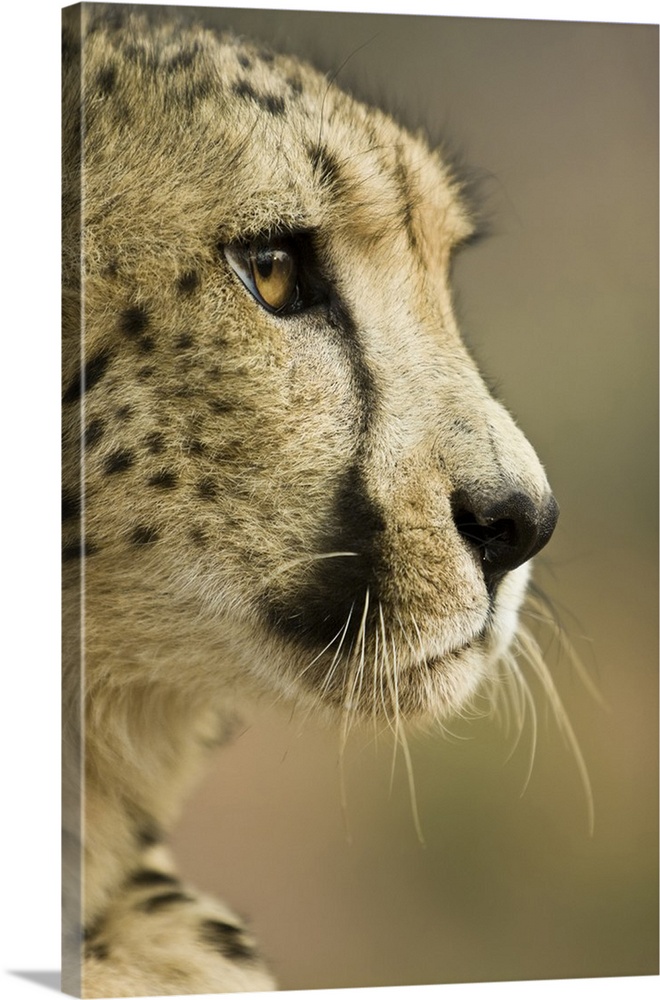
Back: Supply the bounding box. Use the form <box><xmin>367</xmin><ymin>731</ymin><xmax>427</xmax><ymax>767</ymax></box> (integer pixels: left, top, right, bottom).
<box><xmin>250</xmin><ymin>248</ymin><xmax>297</xmax><ymax>311</ymax></box>
<box><xmin>224</xmin><ymin>241</ymin><xmax>300</xmax><ymax>313</ymax></box>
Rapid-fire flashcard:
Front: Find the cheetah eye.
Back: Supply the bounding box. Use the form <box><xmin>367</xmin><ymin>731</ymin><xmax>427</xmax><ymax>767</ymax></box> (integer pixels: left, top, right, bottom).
<box><xmin>224</xmin><ymin>240</ymin><xmax>300</xmax><ymax>314</ymax></box>
<box><xmin>223</xmin><ymin>233</ymin><xmax>328</xmax><ymax>316</ymax></box>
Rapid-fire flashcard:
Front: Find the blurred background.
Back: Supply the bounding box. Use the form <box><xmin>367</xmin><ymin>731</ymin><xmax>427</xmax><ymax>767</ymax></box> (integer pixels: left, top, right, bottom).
<box><xmin>162</xmin><ymin>6</ymin><xmax>659</xmax><ymax>992</ymax></box>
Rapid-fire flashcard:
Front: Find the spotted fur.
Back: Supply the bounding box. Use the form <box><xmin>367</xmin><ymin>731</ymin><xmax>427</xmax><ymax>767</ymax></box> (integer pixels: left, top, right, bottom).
<box><xmin>63</xmin><ymin>5</ymin><xmax>558</xmax><ymax>996</ymax></box>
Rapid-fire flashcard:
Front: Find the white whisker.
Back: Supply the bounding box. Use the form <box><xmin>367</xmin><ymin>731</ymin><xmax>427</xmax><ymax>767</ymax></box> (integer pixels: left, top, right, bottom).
<box><xmin>262</xmin><ymin>550</ymin><xmax>358</xmax><ymax>585</ymax></box>
<box><xmin>514</xmin><ymin>624</ymin><xmax>595</xmax><ymax>835</ymax></box>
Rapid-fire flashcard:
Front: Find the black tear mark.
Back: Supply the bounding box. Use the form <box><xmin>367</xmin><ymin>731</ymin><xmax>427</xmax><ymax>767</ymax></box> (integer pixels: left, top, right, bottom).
<box><xmin>138</xmin><ymin>891</ymin><xmax>194</xmax><ymax>914</ymax></box>
<box><xmin>63</xmin><ymin>539</ymin><xmax>99</xmax><ymax>562</ymax></box>
<box><xmin>232</xmin><ymin>80</ymin><xmax>285</xmax><ymax>116</ymax></box>
<box><xmin>104</xmin><ymin>449</ymin><xmax>134</xmax><ymax>475</ymax></box>
<box><xmin>131</xmin><ymin>525</ymin><xmax>159</xmax><ymax>546</ymax></box>
<box><xmin>199</xmin><ymin>919</ymin><xmax>256</xmax><ymax>962</ymax></box>
<box><xmin>63</xmin><ymin>348</ymin><xmax>112</xmax><ymax>404</ymax></box>
<box><xmin>176</xmin><ymin>271</ymin><xmax>199</xmax><ymax>296</ymax></box>
<box><xmin>129</xmin><ymin>869</ymin><xmax>180</xmax><ymax>888</ymax></box>
<box><xmin>147</xmin><ymin>470</ymin><xmax>178</xmax><ymax>490</ymax></box>
<box><xmin>119</xmin><ymin>305</ymin><xmax>150</xmax><ymax>338</ymax></box>
<box><xmin>264</xmin><ymin>464</ymin><xmax>385</xmax><ymax>651</ymax></box>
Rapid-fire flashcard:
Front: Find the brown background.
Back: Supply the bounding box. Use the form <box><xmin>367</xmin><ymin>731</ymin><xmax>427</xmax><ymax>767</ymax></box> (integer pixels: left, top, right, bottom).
<box><xmin>160</xmin><ymin>6</ymin><xmax>659</xmax><ymax>991</ymax></box>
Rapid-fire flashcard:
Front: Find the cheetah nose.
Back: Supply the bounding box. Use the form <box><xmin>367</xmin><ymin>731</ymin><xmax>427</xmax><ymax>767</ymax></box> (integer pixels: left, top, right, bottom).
<box><xmin>451</xmin><ymin>489</ymin><xmax>559</xmax><ymax>592</ymax></box>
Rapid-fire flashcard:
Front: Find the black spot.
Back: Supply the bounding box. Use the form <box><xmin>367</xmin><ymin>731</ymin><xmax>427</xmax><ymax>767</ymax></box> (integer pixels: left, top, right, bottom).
<box><xmin>136</xmin><ymin>820</ymin><xmax>162</xmax><ymax>846</ymax></box>
<box><xmin>83</xmin><ymin>920</ymin><xmax>103</xmax><ymax>942</ymax></box>
<box><xmin>189</xmin><ymin>526</ymin><xmax>206</xmax><ymax>546</ymax></box>
<box><xmin>62</xmin><ymin>28</ymin><xmax>75</xmax><ymax>62</ymax></box>
<box><xmin>122</xmin><ymin>42</ymin><xmax>159</xmax><ymax>72</ymax></box>
<box><xmin>175</xmin><ymin>332</ymin><xmax>194</xmax><ymax>349</ymax></box>
<box><xmin>209</xmin><ymin>399</ymin><xmax>234</xmax><ymax>414</ymax></box>
<box><xmin>85</xmin><ymin>941</ymin><xmax>109</xmax><ymax>961</ymax></box>
<box><xmin>264</xmin><ymin>464</ymin><xmax>385</xmax><ymax>650</ymax></box>
<box><xmin>63</xmin><ymin>348</ymin><xmax>112</xmax><ymax>404</ymax></box>
<box><xmin>138</xmin><ymin>891</ymin><xmax>193</xmax><ymax>914</ymax></box>
<box><xmin>84</xmin><ymin>418</ymin><xmax>105</xmax><ymax>449</ymax></box>
<box><xmin>137</xmin><ymin>336</ymin><xmax>154</xmax><ymax>353</ymax></box>
<box><xmin>197</xmin><ymin>477</ymin><xmax>217</xmax><ymax>500</ymax></box>
<box><xmin>213</xmin><ymin>440</ymin><xmax>242</xmax><ymax>463</ymax></box>
<box><xmin>287</xmin><ymin>76</ymin><xmax>303</xmax><ymax>96</ymax></box>
<box><xmin>115</xmin><ymin>405</ymin><xmax>133</xmax><ymax>421</ymax></box>
<box><xmin>176</xmin><ymin>271</ymin><xmax>199</xmax><ymax>296</ymax></box>
<box><xmin>166</xmin><ymin>45</ymin><xmax>199</xmax><ymax>72</ymax></box>
<box><xmin>129</xmin><ymin>869</ymin><xmax>180</xmax><ymax>888</ymax></box>
<box><xmin>148</xmin><ymin>470</ymin><xmax>178</xmax><ymax>490</ymax></box>
<box><xmin>257</xmin><ymin>48</ymin><xmax>274</xmax><ymax>64</ymax></box>
<box><xmin>182</xmin><ymin>438</ymin><xmax>204</xmax><ymax>455</ymax></box>
<box><xmin>131</xmin><ymin>525</ymin><xmax>159</xmax><ymax>546</ymax></box>
<box><xmin>400</xmin><ymin>198</ymin><xmax>417</xmax><ymax>250</ymax></box>
<box><xmin>263</xmin><ymin>93</ymin><xmax>285</xmax><ymax>115</ymax></box>
<box><xmin>237</xmin><ymin>53</ymin><xmax>251</xmax><ymax>69</ymax></box>
<box><xmin>104</xmin><ymin>449</ymin><xmax>134</xmax><ymax>475</ymax></box>
<box><xmin>62</xmin><ymin>489</ymin><xmax>81</xmax><ymax>522</ymax></box>
<box><xmin>119</xmin><ymin>306</ymin><xmax>149</xmax><ymax>338</ymax></box>
<box><xmin>308</xmin><ymin>143</ymin><xmax>343</xmax><ymax>192</ymax></box>
<box><xmin>137</xmin><ymin>366</ymin><xmax>155</xmax><ymax>380</ymax></box>
<box><xmin>144</xmin><ymin>431</ymin><xmax>165</xmax><ymax>454</ymax></box>
<box><xmin>104</xmin><ymin>259</ymin><xmax>119</xmax><ymax>278</ymax></box>
<box><xmin>184</xmin><ymin>78</ymin><xmax>212</xmax><ymax>110</ymax></box>
<box><xmin>63</xmin><ymin>539</ymin><xmax>99</xmax><ymax>562</ymax></box>
<box><xmin>199</xmin><ymin>919</ymin><xmax>256</xmax><ymax>962</ymax></box>
<box><xmin>232</xmin><ymin>80</ymin><xmax>285</xmax><ymax>116</ymax></box>
<box><xmin>394</xmin><ymin>149</ymin><xmax>418</xmax><ymax>252</ymax></box>
<box><xmin>232</xmin><ymin>79</ymin><xmax>258</xmax><ymax>102</ymax></box>
<box><xmin>96</xmin><ymin>64</ymin><xmax>117</xmax><ymax>96</ymax></box>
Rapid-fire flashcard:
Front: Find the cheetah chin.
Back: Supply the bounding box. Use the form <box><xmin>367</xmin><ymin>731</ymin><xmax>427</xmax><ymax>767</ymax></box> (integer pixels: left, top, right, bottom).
<box><xmin>63</xmin><ymin>5</ymin><xmax>560</xmax><ymax>997</ymax></box>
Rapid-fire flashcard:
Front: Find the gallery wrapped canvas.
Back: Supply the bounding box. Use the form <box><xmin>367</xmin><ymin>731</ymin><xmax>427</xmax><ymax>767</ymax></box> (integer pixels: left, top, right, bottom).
<box><xmin>62</xmin><ymin>4</ymin><xmax>658</xmax><ymax>998</ymax></box>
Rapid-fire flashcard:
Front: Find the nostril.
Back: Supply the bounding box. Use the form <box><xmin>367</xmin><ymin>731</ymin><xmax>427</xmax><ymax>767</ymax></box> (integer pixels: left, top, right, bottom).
<box><xmin>453</xmin><ymin>509</ymin><xmax>519</xmax><ymax>556</ymax></box>
<box><xmin>451</xmin><ymin>489</ymin><xmax>559</xmax><ymax>590</ymax></box>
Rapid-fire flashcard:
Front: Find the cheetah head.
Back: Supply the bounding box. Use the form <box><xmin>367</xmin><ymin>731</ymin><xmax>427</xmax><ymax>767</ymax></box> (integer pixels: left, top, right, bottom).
<box><xmin>63</xmin><ymin>11</ymin><xmax>557</xmax><ymax>729</ymax></box>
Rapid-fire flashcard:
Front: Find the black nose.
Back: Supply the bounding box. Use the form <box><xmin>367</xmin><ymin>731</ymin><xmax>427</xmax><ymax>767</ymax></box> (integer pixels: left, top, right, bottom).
<box><xmin>451</xmin><ymin>488</ymin><xmax>559</xmax><ymax>591</ymax></box>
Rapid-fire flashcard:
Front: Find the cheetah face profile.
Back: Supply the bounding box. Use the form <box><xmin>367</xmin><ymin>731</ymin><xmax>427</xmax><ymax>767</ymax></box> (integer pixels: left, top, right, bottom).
<box><xmin>63</xmin><ymin>9</ymin><xmax>557</xmax><ymax>732</ymax></box>
<box><xmin>62</xmin><ymin>8</ymin><xmax>564</xmax><ymax>994</ymax></box>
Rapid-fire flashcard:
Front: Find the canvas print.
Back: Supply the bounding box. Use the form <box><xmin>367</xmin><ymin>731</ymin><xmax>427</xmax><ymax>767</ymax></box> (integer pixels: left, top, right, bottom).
<box><xmin>62</xmin><ymin>3</ymin><xmax>659</xmax><ymax>998</ymax></box>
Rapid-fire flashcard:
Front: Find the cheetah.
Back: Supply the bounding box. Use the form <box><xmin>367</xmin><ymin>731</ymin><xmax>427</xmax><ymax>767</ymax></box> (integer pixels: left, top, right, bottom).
<box><xmin>62</xmin><ymin>4</ymin><xmax>561</xmax><ymax>997</ymax></box>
